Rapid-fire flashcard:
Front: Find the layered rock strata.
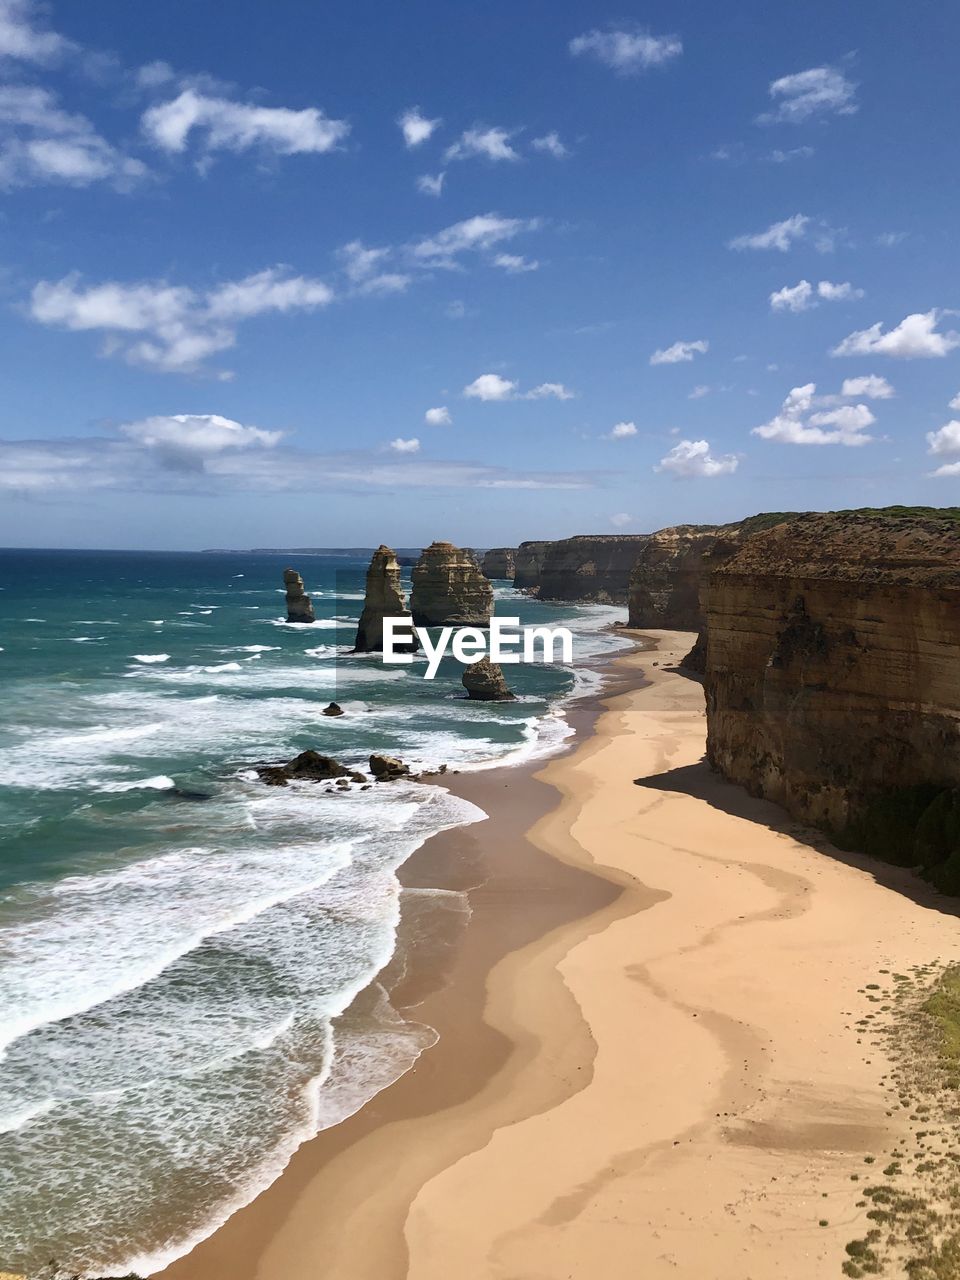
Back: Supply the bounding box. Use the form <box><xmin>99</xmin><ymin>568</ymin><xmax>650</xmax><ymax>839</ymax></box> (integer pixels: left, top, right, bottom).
<box><xmin>410</xmin><ymin>542</ymin><xmax>493</xmax><ymax>626</ymax></box>
<box><xmin>537</xmin><ymin>535</ymin><xmax>650</xmax><ymax>602</ymax></box>
<box><xmin>703</xmin><ymin>508</ymin><xmax>960</xmax><ymax>889</ymax></box>
<box><xmin>627</xmin><ymin>525</ymin><xmax>737</xmax><ymax>629</ymax></box>
<box><xmin>481</xmin><ymin>547</ymin><xmax>517</xmax><ymax>580</ymax></box>
<box><xmin>354</xmin><ymin>545</ymin><xmax>418</xmax><ymax>653</ymax></box>
<box><xmin>283</xmin><ymin>567</ymin><xmax>315</xmax><ymax>623</ymax></box>
<box><xmin>513</xmin><ymin>540</ymin><xmax>550</xmax><ymax>592</ymax></box>
<box><xmin>462</xmin><ymin>656</ymin><xmax>515</xmax><ymax>701</ymax></box>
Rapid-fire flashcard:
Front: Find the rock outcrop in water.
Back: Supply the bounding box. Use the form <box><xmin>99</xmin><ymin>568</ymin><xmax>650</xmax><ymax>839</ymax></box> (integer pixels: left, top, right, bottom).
<box><xmin>369</xmin><ymin>753</ymin><xmax>411</xmax><ymax>781</ymax></box>
<box><xmin>513</xmin><ymin>540</ymin><xmax>550</xmax><ymax>592</ymax></box>
<box><xmin>703</xmin><ymin>508</ymin><xmax>960</xmax><ymax>890</ymax></box>
<box><xmin>462</xmin><ymin>656</ymin><xmax>515</xmax><ymax>701</ymax></box>
<box><xmin>257</xmin><ymin>750</ymin><xmax>364</xmax><ymax>786</ymax></box>
<box><xmin>537</xmin><ymin>535</ymin><xmax>649</xmax><ymax>603</ymax></box>
<box><xmin>283</xmin><ymin>567</ymin><xmax>315</xmax><ymax>624</ymax></box>
<box><xmin>353</xmin><ymin>545</ymin><xmax>418</xmax><ymax>653</ymax></box>
<box><xmin>410</xmin><ymin>542</ymin><xmax>493</xmax><ymax>626</ymax></box>
<box><xmin>481</xmin><ymin>547</ymin><xmax>517</xmax><ymax>579</ymax></box>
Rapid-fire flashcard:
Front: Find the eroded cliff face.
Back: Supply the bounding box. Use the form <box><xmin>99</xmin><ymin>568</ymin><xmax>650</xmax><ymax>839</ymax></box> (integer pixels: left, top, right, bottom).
<box><xmin>283</xmin><ymin>567</ymin><xmax>315</xmax><ymax>624</ymax></box>
<box><xmin>537</xmin><ymin>535</ymin><xmax>650</xmax><ymax>603</ymax></box>
<box><xmin>354</xmin><ymin>545</ymin><xmax>417</xmax><ymax>652</ymax></box>
<box><xmin>704</xmin><ymin>509</ymin><xmax>960</xmax><ymax>888</ymax></box>
<box><xmin>482</xmin><ymin>547</ymin><xmax>517</xmax><ymax>580</ymax></box>
<box><xmin>410</xmin><ymin>541</ymin><xmax>494</xmax><ymax>626</ymax></box>
<box><xmin>627</xmin><ymin>525</ymin><xmax>738</xmax><ymax>629</ymax></box>
<box><xmin>513</xmin><ymin>540</ymin><xmax>550</xmax><ymax>592</ymax></box>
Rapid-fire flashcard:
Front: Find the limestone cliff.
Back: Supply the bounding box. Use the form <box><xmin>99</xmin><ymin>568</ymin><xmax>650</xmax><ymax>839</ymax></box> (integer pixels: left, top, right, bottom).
<box><xmin>482</xmin><ymin>547</ymin><xmax>517</xmax><ymax>580</ymax></box>
<box><xmin>703</xmin><ymin>508</ymin><xmax>960</xmax><ymax>890</ymax></box>
<box><xmin>538</xmin><ymin>535</ymin><xmax>650</xmax><ymax>603</ymax></box>
<box><xmin>462</xmin><ymin>656</ymin><xmax>515</xmax><ymax>701</ymax></box>
<box><xmin>627</xmin><ymin>525</ymin><xmax>736</xmax><ymax>629</ymax></box>
<box><xmin>354</xmin><ymin>545</ymin><xmax>418</xmax><ymax>653</ymax></box>
<box><xmin>283</xmin><ymin>567</ymin><xmax>315</xmax><ymax>624</ymax></box>
<box><xmin>513</xmin><ymin>540</ymin><xmax>550</xmax><ymax>592</ymax></box>
<box><xmin>410</xmin><ymin>541</ymin><xmax>494</xmax><ymax>626</ymax></box>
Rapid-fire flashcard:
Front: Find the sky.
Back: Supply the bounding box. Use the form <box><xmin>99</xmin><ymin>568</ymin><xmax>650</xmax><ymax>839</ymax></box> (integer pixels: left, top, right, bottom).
<box><xmin>1</xmin><ymin>0</ymin><xmax>959</xmax><ymax>550</ymax></box>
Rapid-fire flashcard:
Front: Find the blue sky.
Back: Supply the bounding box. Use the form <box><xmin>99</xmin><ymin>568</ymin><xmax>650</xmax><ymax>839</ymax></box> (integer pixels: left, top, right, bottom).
<box><xmin>1</xmin><ymin>0</ymin><xmax>959</xmax><ymax>549</ymax></box>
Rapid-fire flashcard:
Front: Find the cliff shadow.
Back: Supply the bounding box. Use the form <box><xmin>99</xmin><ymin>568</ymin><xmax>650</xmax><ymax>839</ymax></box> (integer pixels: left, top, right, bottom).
<box><xmin>633</xmin><ymin>759</ymin><xmax>960</xmax><ymax>920</ymax></box>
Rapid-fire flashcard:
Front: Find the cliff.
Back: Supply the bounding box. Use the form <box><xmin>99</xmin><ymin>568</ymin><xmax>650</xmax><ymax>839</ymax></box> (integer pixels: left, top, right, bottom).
<box><xmin>703</xmin><ymin>507</ymin><xmax>960</xmax><ymax>890</ymax></box>
<box><xmin>538</xmin><ymin>535</ymin><xmax>650</xmax><ymax>603</ymax></box>
<box><xmin>283</xmin><ymin>567</ymin><xmax>315</xmax><ymax>624</ymax></box>
<box><xmin>627</xmin><ymin>525</ymin><xmax>734</xmax><ymax>630</ymax></box>
<box><xmin>410</xmin><ymin>541</ymin><xmax>494</xmax><ymax>626</ymax></box>
<box><xmin>354</xmin><ymin>545</ymin><xmax>418</xmax><ymax>653</ymax></box>
<box><xmin>513</xmin><ymin>540</ymin><xmax>550</xmax><ymax>592</ymax></box>
<box><xmin>481</xmin><ymin>547</ymin><xmax>517</xmax><ymax>580</ymax></box>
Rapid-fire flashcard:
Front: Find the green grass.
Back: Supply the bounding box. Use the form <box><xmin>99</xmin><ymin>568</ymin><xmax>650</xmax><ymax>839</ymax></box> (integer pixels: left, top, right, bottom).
<box><xmin>923</xmin><ymin>967</ymin><xmax>960</xmax><ymax>1065</ymax></box>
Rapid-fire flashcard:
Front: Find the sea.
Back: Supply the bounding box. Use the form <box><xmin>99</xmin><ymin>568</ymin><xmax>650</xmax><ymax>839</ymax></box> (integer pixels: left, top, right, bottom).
<box><xmin>0</xmin><ymin>548</ymin><xmax>631</xmax><ymax>1277</ymax></box>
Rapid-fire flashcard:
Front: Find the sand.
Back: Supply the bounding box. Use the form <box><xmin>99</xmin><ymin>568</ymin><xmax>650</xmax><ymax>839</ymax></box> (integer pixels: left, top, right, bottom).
<box><xmin>160</xmin><ymin>631</ymin><xmax>960</xmax><ymax>1280</ymax></box>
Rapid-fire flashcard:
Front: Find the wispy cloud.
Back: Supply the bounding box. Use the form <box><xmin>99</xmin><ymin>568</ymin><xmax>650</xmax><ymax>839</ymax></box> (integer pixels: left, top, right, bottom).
<box><xmin>0</xmin><ymin>0</ymin><xmax>74</xmax><ymax>65</ymax></box>
<box><xmin>650</xmin><ymin>338</ymin><xmax>708</xmax><ymax>366</ymax></box>
<box><xmin>445</xmin><ymin>125</ymin><xmax>520</xmax><ymax>163</ymax></box>
<box><xmin>416</xmin><ymin>171</ymin><xmax>444</xmax><ymax>196</ymax></box>
<box><xmin>758</xmin><ymin>66</ymin><xmax>857</xmax><ymax>125</ymax></box>
<box><xmin>831</xmin><ymin>310</ymin><xmax>960</xmax><ymax>359</ymax></box>
<box><xmin>688</xmin><ymin>385</ymin><xmax>711</xmax><ymax>399</ymax></box>
<box><xmin>409</xmin><ymin>212</ymin><xmax>540</xmax><ymax>269</ymax></box>
<box><xmin>569</xmin><ymin>26</ymin><xmax>682</xmax><ymax>75</ymax></box>
<box><xmin>463</xmin><ymin>373</ymin><xmax>575</xmax><ymax>401</ymax></box>
<box><xmin>655</xmin><ymin>439</ymin><xmax>738</xmax><ymax>476</ymax></box>
<box><xmin>729</xmin><ymin>213</ymin><xmax>810</xmax><ymax>252</ymax></box>
<box><xmin>609</xmin><ymin>512</ymin><xmax>635</xmax><ymax>527</ymax></box>
<box><xmin>30</xmin><ymin>267</ymin><xmax>335</xmax><ymax>376</ymax></box>
<box><xmin>397</xmin><ymin>106</ymin><xmax>440</xmax><ymax>148</ymax></box>
<box><xmin>769</xmin><ymin>278</ymin><xmax>864</xmax><ymax>312</ymax></box>
<box><xmin>531</xmin><ymin>131</ymin><xmax>569</xmax><ymax>158</ymax></box>
<box><xmin>337</xmin><ymin>240</ymin><xmax>411</xmax><ymax>295</ymax></box>
<box><xmin>493</xmin><ymin>252</ymin><xmax>539</xmax><ymax>273</ymax></box>
<box><xmin>142</xmin><ymin>89</ymin><xmax>349</xmax><ymax>158</ymax></box>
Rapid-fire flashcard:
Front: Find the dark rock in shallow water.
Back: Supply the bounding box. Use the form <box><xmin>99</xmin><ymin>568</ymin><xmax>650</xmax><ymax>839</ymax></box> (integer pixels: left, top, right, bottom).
<box><xmin>283</xmin><ymin>567</ymin><xmax>315</xmax><ymax>624</ymax></box>
<box><xmin>257</xmin><ymin>750</ymin><xmax>364</xmax><ymax>786</ymax></box>
<box><xmin>322</xmin><ymin>702</ymin><xmax>344</xmax><ymax>716</ymax></box>
<box><xmin>462</xmin><ymin>656</ymin><xmax>515</xmax><ymax>701</ymax></box>
<box><xmin>369</xmin><ymin>753</ymin><xmax>411</xmax><ymax>782</ymax></box>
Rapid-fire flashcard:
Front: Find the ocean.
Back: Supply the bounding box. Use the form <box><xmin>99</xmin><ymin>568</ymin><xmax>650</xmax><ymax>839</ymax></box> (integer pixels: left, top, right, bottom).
<box><xmin>0</xmin><ymin>548</ymin><xmax>630</xmax><ymax>1277</ymax></box>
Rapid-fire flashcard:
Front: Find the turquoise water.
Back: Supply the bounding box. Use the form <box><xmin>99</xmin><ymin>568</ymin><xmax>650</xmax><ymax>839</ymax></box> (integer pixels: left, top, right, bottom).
<box><xmin>0</xmin><ymin>549</ymin><xmax>629</xmax><ymax>1277</ymax></box>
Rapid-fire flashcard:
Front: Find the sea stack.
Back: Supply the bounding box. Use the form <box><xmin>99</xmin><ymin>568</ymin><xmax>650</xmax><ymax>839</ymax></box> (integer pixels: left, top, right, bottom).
<box><xmin>283</xmin><ymin>567</ymin><xmax>315</xmax><ymax>623</ymax></box>
<box><xmin>462</xmin><ymin>656</ymin><xmax>515</xmax><ymax>701</ymax></box>
<box><xmin>410</xmin><ymin>541</ymin><xmax>493</xmax><ymax>626</ymax></box>
<box><xmin>353</xmin><ymin>545</ymin><xmax>418</xmax><ymax>653</ymax></box>
<box><xmin>481</xmin><ymin>547</ymin><xmax>517</xmax><ymax>580</ymax></box>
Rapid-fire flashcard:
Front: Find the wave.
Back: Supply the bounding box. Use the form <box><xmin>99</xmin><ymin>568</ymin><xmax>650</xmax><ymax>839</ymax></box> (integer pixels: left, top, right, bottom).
<box><xmin>132</xmin><ymin>654</ymin><xmax>170</xmax><ymax>664</ymax></box>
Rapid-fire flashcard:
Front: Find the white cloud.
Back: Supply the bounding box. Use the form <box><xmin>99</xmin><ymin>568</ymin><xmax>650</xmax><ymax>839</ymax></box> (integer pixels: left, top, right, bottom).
<box><xmin>463</xmin><ymin>373</ymin><xmax>517</xmax><ymax>401</ymax></box>
<box><xmin>337</xmin><ymin>240</ymin><xmax>410</xmax><ymax>295</ymax></box>
<box><xmin>398</xmin><ymin>106</ymin><xmax>440</xmax><ymax>148</ymax></box>
<box><xmin>462</xmin><ymin>374</ymin><xmax>574</xmax><ymax>402</ymax></box>
<box><xmin>424</xmin><ymin>406</ymin><xmax>451</xmax><ymax>426</ymax></box>
<box><xmin>606</xmin><ymin>421</ymin><xmax>637</xmax><ymax>439</ymax></box>
<box><xmin>609</xmin><ymin>512</ymin><xmax>635</xmax><ymax>527</ymax></box>
<box><xmin>409</xmin><ymin>212</ymin><xmax>539</xmax><ymax>269</ymax></box>
<box><xmin>141</xmin><ymin>89</ymin><xmax>349</xmax><ymax>157</ymax></box>
<box><xmin>770</xmin><ymin>278</ymin><xmax>864</xmax><ymax>312</ymax></box>
<box><xmin>569</xmin><ymin>27</ymin><xmax>682</xmax><ymax>74</ymax></box>
<box><xmin>950</xmin><ymin>391</ymin><xmax>960</xmax><ymax>412</ymax></box>
<box><xmin>655</xmin><ymin>439</ymin><xmax>738</xmax><ymax>477</ymax></box>
<box><xmin>729</xmin><ymin>213</ymin><xmax>810</xmax><ymax>252</ymax></box>
<box><xmin>768</xmin><ymin>145</ymin><xmax>815</xmax><ymax>162</ymax></box>
<box><xmin>120</xmin><ymin>413</ymin><xmax>281</xmax><ymax>470</ymax></box>
<box><xmin>831</xmin><ymin>310</ymin><xmax>960</xmax><ymax>359</ymax></box>
<box><xmin>0</xmin><ymin>0</ymin><xmax>72</xmax><ymax>64</ymax></box>
<box><xmin>927</xmin><ymin>422</ymin><xmax>960</xmax><ymax>473</ymax></box>
<box><xmin>30</xmin><ymin>266</ymin><xmax>335</xmax><ymax>376</ymax></box>
<box><xmin>493</xmin><ymin>252</ymin><xmax>539</xmax><ymax>273</ymax></box>
<box><xmin>876</xmin><ymin>231</ymin><xmax>908</xmax><ymax>248</ymax></box>
<box><xmin>650</xmin><ymin>338</ymin><xmax>708</xmax><ymax>366</ymax></box>
<box><xmin>416</xmin><ymin>171</ymin><xmax>444</xmax><ymax>196</ymax></box>
<box><xmin>752</xmin><ymin>382</ymin><xmax>876</xmax><ymax>446</ymax></box>
<box><xmin>0</xmin><ymin>86</ymin><xmax>146</xmax><ymax>191</ymax></box>
<box><xmin>389</xmin><ymin>437</ymin><xmax>420</xmax><ymax>453</ymax></box>
<box><xmin>531</xmin><ymin>131</ymin><xmax>569</xmax><ymax>158</ymax></box>
<box><xmin>688</xmin><ymin>385</ymin><xmax>711</xmax><ymax>399</ymax></box>
<box><xmin>445</xmin><ymin>126</ymin><xmax>520</xmax><ymax>163</ymax></box>
<box><xmin>840</xmin><ymin>375</ymin><xmax>895</xmax><ymax>400</ymax></box>
<box><xmin>758</xmin><ymin>66</ymin><xmax>857</xmax><ymax>125</ymax></box>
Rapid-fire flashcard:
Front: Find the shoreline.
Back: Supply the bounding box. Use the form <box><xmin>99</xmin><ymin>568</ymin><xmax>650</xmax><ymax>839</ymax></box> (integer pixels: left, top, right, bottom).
<box><xmin>160</xmin><ymin>630</ymin><xmax>960</xmax><ymax>1280</ymax></box>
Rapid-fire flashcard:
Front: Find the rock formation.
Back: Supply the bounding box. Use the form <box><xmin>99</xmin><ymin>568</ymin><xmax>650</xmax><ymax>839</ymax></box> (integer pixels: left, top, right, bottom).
<box><xmin>410</xmin><ymin>541</ymin><xmax>493</xmax><ymax>626</ymax></box>
<box><xmin>369</xmin><ymin>753</ymin><xmax>411</xmax><ymax>781</ymax></box>
<box><xmin>513</xmin><ymin>540</ymin><xmax>550</xmax><ymax>592</ymax></box>
<box><xmin>481</xmin><ymin>547</ymin><xmax>517</xmax><ymax>579</ymax></box>
<box><xmin>283</xmin><ymin>567</ymin><xmax>315</xmax><ymax>624</ymax></box>
<box><xmin>462</xmin><ymin>656</ymin><xmax>516</xmax><ymax>701</ymax></box>
<box><xmin>353</xmin><ymin>545</ymin><xmax>418</xmax><ymax>653</ymax></box>
<box><xmin>257</xmin><ymin>750</ymin><xmax>364</xmax><ymax>786</ymax></box>
<box><xmin>322</xmin><ymin>702</ymin><xmax>344</xmax><ymax>716</ymax></box>
<box><xmin>537</xmin><ymin>535</ymin><xmax>650</xmax><ymax>602</ymax></box>
<box><xmin>703</xmin><ymin>508</ymin><xmax>960</xmax><ymax>890</ymax></box>
<box><xmin>627</xmin><ymin>525</ymin><xmax>737</xmax><ymax>630</ymax></box>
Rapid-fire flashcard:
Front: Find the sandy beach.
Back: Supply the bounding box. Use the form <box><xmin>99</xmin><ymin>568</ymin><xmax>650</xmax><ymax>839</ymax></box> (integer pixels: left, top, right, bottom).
<box><xmin>161</xmin><ymin>631</ymin><xmax>960</xmax><ymax>1280</ymax></box>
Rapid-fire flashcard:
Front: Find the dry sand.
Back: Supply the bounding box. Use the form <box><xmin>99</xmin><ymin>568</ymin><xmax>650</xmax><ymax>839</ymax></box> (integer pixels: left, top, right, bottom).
<box><xmin>161</xmin><ymin>631</ymin><xmax>960</xmax><ymax>1280</ymax></box>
